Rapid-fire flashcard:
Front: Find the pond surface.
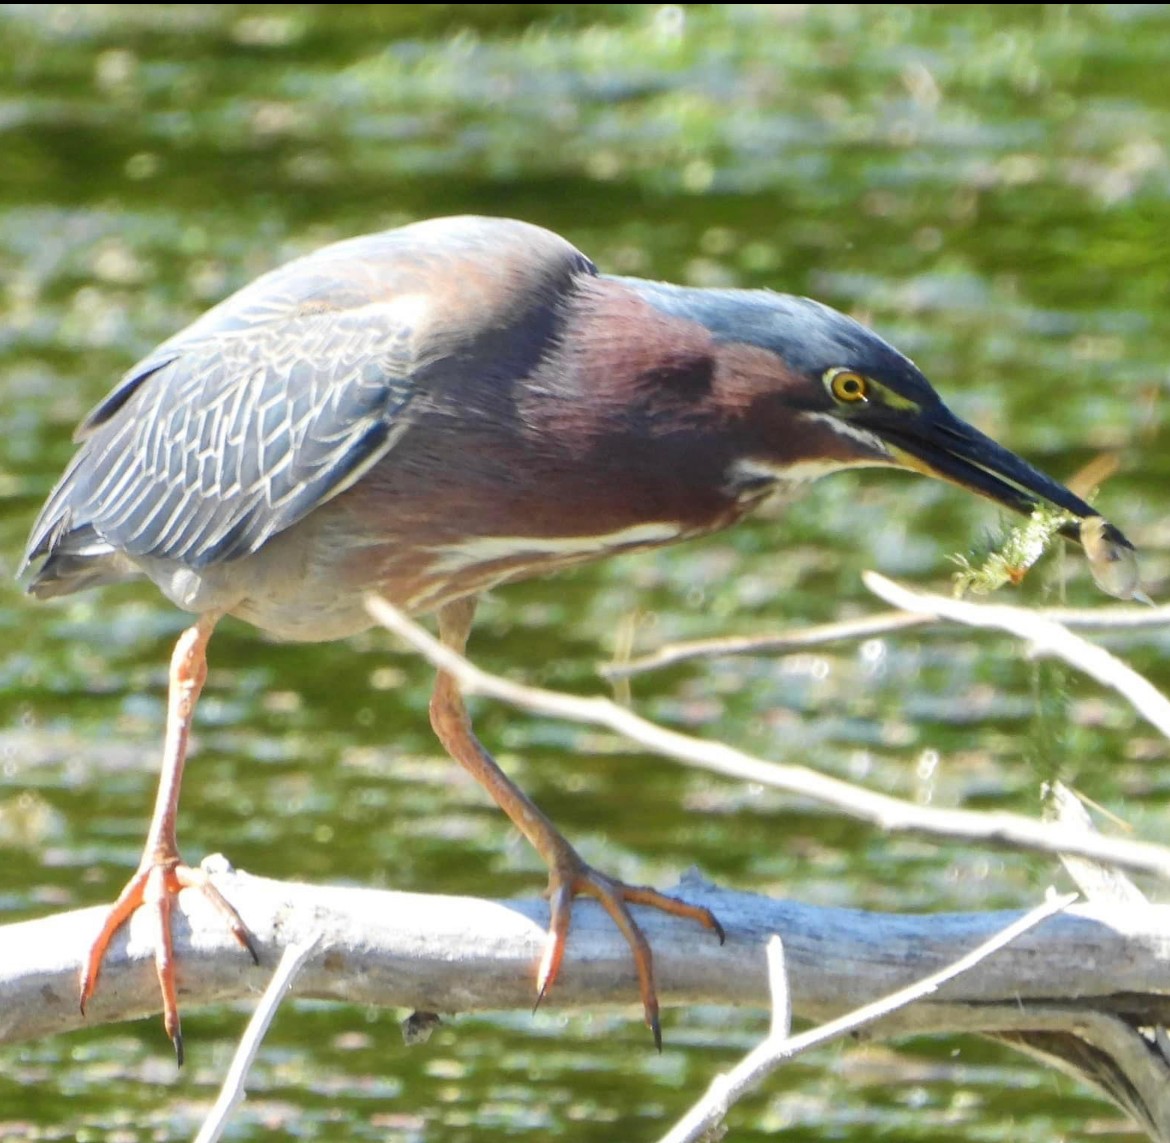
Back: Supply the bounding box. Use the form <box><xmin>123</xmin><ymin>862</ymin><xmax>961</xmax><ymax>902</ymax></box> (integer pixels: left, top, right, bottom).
<box><xmin>1</xmin><ymin>5</ymin><xmax>1169</xmax><ymax>1140</ymax></box>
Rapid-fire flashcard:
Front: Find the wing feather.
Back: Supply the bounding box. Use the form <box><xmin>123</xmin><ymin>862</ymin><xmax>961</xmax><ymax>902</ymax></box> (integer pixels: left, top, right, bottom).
<box><xmin>26</xmin><ymin>303</ymin><xmax>421</xmax><ymax>570</ymax></box>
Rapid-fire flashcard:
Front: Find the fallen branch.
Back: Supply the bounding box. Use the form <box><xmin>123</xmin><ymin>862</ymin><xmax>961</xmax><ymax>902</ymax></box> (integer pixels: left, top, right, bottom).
<box><xmin>3</xmin><ymin>872</ymin><xmax>1168</xmax><ymax>1051</ymax></box>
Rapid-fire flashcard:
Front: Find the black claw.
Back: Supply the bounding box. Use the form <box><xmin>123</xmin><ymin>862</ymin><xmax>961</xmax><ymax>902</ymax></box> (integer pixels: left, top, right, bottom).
<box><xmin>713</xmin><ymin>915</ymin><xmax>726</xmax><ymax>945</ymax></box>
<box><xmin>241</xmin><ymin>929</ymin><xmax>261</xmax><ymax>966</ymax></box>
<box><xmin>651</xmin><ymin>1014</ymin><xmax>662</xmax><ymax>1053</ymax></box>
<box><xmin>173</xmin><ymin>1030</ymin><xmax>185</xmax><ymax>1069</ymax></box>
<box><xmin>532</xmin><ymin>980</ymin><xmax>550</xmax><ymax>1016</ymax></box>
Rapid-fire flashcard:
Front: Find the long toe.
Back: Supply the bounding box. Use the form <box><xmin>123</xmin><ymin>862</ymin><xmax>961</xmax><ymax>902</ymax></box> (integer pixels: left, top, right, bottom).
<box><xmin>80</xmin><ymin>863</ymin><xmax>157</xmax><ymax>1016</ymax></box>
<box><xmin>540</xmin><ymin>858</ymin><xmax>723</xmax><ymax>1050</ymax></box>
<box><xmin>174</xmin><ymin>863</ymin><xmax>261</xmax><ymax>965</ymax></box>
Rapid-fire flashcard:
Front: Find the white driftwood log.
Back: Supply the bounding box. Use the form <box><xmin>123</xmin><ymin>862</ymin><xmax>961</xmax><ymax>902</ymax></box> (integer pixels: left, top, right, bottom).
<box><xmin>3</xmin><ymin>869</ymin><xmax>1158</xmax><ymax>1039</ymax></box>
<box><xmin>4</xmin><ymin>865</ymin><xmax>1170</xmax><ymax>1137</ymax></box>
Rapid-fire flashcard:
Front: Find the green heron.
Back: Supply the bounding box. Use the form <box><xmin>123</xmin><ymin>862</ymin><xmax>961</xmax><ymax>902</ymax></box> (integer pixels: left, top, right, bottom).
<box><xmin>23</xmin><ymin>215</ymin><xmax>1134</xmax><ymax>1059</ymax></box>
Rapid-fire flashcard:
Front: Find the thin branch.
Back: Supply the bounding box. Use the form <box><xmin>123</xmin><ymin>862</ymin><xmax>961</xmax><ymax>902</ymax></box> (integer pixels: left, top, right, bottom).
<box><xmin>659</xmin><ymin>893</ymin><xmax>1076</xmax><ymax>1143</ymax></box>
<box><xmin>863</xmin><ymin>573</ymin><xmax>1170</xmax><ymax>739</ymax></box>
<box><xmin>996</xmin><ymin>1013</ymin><xmax>1170</xmax><ymax>1143</ymax></box>
<box><xmin>194</xmin><ymin>932</ymin><xmax>322</xmax><ymax>1143</ymax></box>
<box><xmin>766</xmin><ymin>936</ymin><xmax>790</xmax><ymax>1040</ymax></box>
<box><xmin>363</xmin><ymin>595</ymin><xmax>1170</xmax><ymax>881</ymax></box>
<box><xmin>602</xmin><ymin>610</ymin><xmax>931</xmax><ymax>678</ymax></box>
<box><xmin>604</xmin><ymin>601</ymin><xmax>1170</xmax><ymax>679</ymax></box>
<box><xmin>1046</xmin><ymin>781</ymin><xmax>1147</xmax><ymax>906</ymax></box>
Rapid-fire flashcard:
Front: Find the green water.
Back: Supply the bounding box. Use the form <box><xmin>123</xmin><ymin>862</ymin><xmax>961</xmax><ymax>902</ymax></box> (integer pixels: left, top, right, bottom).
<box><xmin>2</xmin><ymin>4</ymin><xmax>1169</xmax><ymax>1139</ymax></box>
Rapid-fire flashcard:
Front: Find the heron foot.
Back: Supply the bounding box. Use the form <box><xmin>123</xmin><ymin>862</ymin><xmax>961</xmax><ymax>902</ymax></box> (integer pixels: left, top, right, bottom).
<box><xmin>536</xmin><ymin>855</ymin><xmax>724</xmax><ymax>1050</ymax></box>
<box><xmin>79</xmin><ymin>856</ymin><xmax>258</xmax><ymax>1066</ymax></box>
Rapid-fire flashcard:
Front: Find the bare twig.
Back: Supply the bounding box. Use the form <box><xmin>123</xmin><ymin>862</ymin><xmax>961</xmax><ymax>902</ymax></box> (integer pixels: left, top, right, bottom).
<box><xmin>659</xmin><ymin>894</ymin><xmax>1076</xmax><ymax>1143</ymax></box>
<box><xmin>363</xmin><ymin>595</ymin><xmax>1170</xmax><ymax>881</ymax></box>
<box><xmin>1046</xmin><ymin>781</ymin><xmax>1147</xmax><ymax>906</ymax></box>
<box><xmin>863</xmin><ymin>573</ymin><xmax>1170</xmax><ymax>739</ymax></box>
<box><xmin>194</xmin><ymin>932</ymin><xmax>322</xmax><ymax>1143</ymax></box>
<box><xmin>601</xmin><ymin>610</ymin><xmax>931</xmax><ymax>678</ymax></box>
<box><xmin>766</xmin><ymin>936</ymin><xmax>790</xmax><ymax>1040</ymax></box>
<box><xmin>604</xmin><ymin>602</ymin><xmax>1170</xmax><ymax>679</ymax></box>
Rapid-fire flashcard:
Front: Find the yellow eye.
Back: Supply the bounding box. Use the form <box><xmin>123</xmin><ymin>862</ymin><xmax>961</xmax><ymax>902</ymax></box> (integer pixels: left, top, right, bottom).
<box><xmin>827</xmin><ymin>369</ymin><xmax>869</xmax><ymax>403</ymax></box>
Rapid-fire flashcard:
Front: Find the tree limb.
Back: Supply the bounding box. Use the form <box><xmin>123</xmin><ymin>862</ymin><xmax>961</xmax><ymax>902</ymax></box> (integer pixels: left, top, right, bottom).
<box><xmin>4</xmin><ymin>870</ymin><xmax>1170</xmax><ymax>1050</ymax></box>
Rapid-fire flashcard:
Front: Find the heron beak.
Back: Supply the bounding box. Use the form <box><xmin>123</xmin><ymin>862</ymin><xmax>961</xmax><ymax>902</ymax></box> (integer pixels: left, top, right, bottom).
<box><xmin>879</xmin><ymin>407</ymin><xmax>1135</xmax><ymax>553</ymax></box>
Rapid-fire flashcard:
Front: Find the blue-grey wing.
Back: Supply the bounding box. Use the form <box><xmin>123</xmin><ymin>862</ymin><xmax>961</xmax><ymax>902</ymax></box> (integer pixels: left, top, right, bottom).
<box><xmin>22</xmin><ymin>216</ymin><xmax>596</xmax><ymax>586</ymax></box>
<box><xmin>34</xmin><ymin>308</ymin><xmax>419</xmax><ymax>569</ymax></box>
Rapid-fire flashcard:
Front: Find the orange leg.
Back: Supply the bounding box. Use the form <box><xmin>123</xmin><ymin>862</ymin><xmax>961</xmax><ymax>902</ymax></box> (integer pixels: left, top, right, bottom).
<box><xmin>429</xmin><ymin>598</ymin><xmax>723</xmax><ymax>1049</ymax></box>
<box><xmin>79</xmin><ymin>613</ymin><xmax>258</xmax><ymax>1065</ymax></box>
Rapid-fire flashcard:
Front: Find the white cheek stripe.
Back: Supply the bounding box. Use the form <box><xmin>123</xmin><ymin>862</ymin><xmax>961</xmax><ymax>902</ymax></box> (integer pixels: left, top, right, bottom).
<box><xmin>729</xmin><ymin>414</ymin><xmax>898</xmax><ymax>490</ymax></box>
<box><xmin>803</xmin><ymin>412</ymin><xmax>894</xmax><ymax>456</ymax></box>
<box><xmin>428</xmin><ymin>521</ymin><xmax>684</xmax><ymax>574</ymax></box>
<box><xmin>730</xmin><ymin>457</ymin><xmax>867</xmax><ymax>487</ymax></box>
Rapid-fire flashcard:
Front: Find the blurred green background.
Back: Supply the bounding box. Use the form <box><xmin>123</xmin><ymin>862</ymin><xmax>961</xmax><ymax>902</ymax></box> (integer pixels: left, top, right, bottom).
<box><xmin>1</xmin><ymin>4</ymin><xmax>1168</xmax><ymax>1139</ymax></box>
